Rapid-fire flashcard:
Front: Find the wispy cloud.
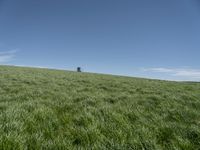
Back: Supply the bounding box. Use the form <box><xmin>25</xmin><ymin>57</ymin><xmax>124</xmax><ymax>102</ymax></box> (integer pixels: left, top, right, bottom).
<box><xmin>142</xmin><ymin>67</ymin><xmax>200</xmax><ymax>81</ymax></box>
<box><xmin>142</xmin><ymin>68</ymin><xmax>174</xmax><ymax>73</ymax></box>
<box><xmin>0</xmin><ymin>50</ymin><xmax>18</xmax><ymax>63</ymax></box>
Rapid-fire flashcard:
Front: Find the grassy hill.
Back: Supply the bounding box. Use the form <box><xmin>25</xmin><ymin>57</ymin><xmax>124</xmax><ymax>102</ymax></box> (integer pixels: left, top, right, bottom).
<box><xmin>0</xmin><ymin>65</ymin><xmax>200</xmax><ymax>149</ymax></box>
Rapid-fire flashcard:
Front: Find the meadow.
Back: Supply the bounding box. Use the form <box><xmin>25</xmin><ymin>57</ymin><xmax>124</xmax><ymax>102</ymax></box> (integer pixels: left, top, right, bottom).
<box><xmin>0</xmin><ymin>65</ymin><xmax>200</xmax><ymax>149</ymax></box>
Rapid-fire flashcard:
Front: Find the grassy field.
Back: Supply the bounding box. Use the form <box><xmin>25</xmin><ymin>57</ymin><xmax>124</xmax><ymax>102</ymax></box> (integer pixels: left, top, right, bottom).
<box><xmin>0</xmin><ymin>65</ymin><xmax>200</xmax><ymax>149</ymax></box>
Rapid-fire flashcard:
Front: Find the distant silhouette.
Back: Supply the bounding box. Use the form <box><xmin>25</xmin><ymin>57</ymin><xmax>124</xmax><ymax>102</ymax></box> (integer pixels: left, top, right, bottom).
<box><xmin>77</xmin><ymin>67</ymin><xmax>82</xmax><ymax>72</ymax></box>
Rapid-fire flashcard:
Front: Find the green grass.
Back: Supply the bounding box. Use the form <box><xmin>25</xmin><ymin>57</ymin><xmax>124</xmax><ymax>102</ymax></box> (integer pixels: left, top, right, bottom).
<box><xmin>0</xmin><ymin>65</ymin><xmax>200</xmax><ymax>149</ymax></box>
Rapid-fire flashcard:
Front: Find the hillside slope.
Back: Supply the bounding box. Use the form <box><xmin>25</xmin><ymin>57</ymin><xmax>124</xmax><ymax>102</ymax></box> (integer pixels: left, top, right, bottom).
<box><xmin>0</xmin><ymin>65</ymin><xmax>200</xmax><ymax>149</ymax></box>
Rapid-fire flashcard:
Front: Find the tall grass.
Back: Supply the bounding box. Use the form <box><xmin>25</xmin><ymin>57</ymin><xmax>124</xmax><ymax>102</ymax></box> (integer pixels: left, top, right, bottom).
<box><xmin>0</xmin><ymin>65</ymin><xmax>200</xmax><ymax>149</ymax></box>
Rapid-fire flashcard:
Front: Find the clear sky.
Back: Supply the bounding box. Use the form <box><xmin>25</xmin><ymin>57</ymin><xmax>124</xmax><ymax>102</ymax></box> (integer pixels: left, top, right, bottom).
<box><xmin>0</xmin><ymin>0</ymin><xmax>200</xmax><ymax>81</ymax></box>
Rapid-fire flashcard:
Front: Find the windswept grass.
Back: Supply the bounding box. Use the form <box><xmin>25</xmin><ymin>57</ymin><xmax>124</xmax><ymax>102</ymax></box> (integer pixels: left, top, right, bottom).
<box><xmin>0</xmin><ymin>65</ymin><xmax>200</xmax><ymax>149</ymax></box>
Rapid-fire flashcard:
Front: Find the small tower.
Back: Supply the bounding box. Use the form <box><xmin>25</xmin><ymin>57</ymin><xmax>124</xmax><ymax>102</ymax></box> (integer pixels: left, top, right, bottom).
<box><xmin>77</xmin><ymin>67</ymin><xmax>81</xmax><ymax>72</ymax></box>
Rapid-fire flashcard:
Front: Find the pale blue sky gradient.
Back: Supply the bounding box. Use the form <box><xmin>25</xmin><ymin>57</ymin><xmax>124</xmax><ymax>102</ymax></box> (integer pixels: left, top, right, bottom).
<box><xmin>0</xmin><ymin>0</ymin><xmax>200</xmax><ymax>81</ymax></box>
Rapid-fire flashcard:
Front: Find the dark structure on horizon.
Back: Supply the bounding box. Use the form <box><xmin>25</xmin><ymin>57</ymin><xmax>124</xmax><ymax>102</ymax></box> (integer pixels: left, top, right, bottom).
<box><xmin>77</xmin><ymin>67</ymin><xmax>82</xmax><ymax>72</ymax></box>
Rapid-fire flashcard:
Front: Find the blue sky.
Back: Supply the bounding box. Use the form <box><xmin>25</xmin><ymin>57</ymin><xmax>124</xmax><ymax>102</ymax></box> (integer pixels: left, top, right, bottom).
<box><xmin>0</xmin><ymin>0</ymin><xmax>200</xmax><ymax>81</ymax></box>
